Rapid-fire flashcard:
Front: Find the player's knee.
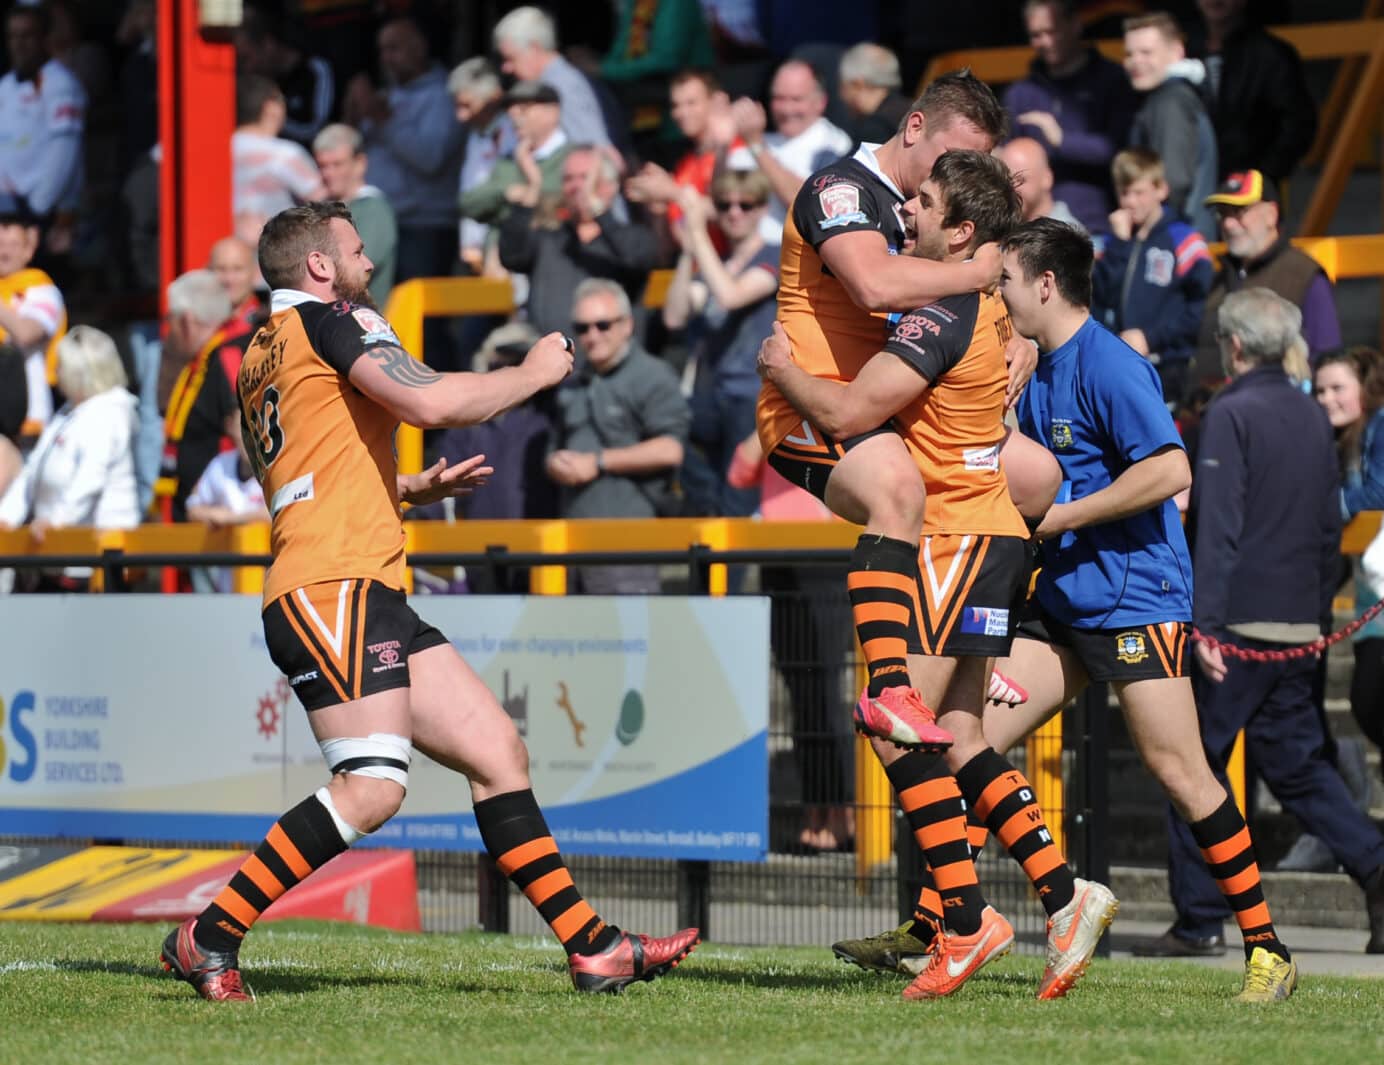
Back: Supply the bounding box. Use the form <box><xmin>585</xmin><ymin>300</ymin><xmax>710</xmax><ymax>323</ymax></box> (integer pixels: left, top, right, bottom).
<box><xmin>869</xmin><ymin>460</ymin><xmax>926</xmax><ymax>534</ymax></box>
<box><xmin>319</xmin><ymin>732</ymin><xmax>411</xmax><ymax>832</ymax></box>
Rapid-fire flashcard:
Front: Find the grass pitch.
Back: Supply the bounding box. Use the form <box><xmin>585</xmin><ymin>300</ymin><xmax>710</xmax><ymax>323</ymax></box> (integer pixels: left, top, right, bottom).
<box><xmin>2</xmin><ymin>921</ymin><xmax>1382</xmax><ymax>1065</ymax></box>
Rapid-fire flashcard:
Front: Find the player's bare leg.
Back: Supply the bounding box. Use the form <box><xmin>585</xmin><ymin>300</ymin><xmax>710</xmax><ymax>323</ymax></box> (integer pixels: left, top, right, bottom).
<box><xmin>999</xmin><ymin>426</ymin><xmax>1062</xmax><ymax>523</ymax></box>
<box><xmin>982</xmin><ymin>637</ymin><xmax>1089</xmax><ymax>752</ymax></box>
<box><xmin>408</xmin><ymin>644</ymin><xmax>699</xmax><ymax>992</ymax></box>
<box><xmin>823</xmin><ymin>434</ymin><xmax>951</xmax><ymax>750</ymax></box>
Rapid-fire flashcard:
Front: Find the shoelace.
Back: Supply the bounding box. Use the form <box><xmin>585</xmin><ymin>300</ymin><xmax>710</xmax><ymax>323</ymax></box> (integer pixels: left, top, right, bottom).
<box><xmin>1242</xmin><ymin>959</ymin><xmax>1282</xmax><ymax>994</ymax></box>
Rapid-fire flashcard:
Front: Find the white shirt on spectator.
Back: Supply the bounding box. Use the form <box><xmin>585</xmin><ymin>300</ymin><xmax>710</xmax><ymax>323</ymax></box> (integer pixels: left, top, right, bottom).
<box><xmin>186</xmin><ymin>449</ymin><xmax>265</xmax><ymax>517</ymax></box>
<box><xmin>0</xmin><ymin>58</ymin><xmax>86</xmax><ymax>216</ymax></box>
<box><xmin>232</xmin><ymin>129</ymin><xmax>323</xmax><ymax>225</ymax></box>
<box><xmin>728</xmin><ymin>117</ymin><xmax>854</xmax><ymax>245</ymax></box>
<box><xmin>2</xmin><ymin>275</ymin><xmax>63</xmax><ymax>429</ymax></box>
<box><xmin>458</xmin><ymin>111</ymin><xmax>517</xmax><ymax>256</ymax></box>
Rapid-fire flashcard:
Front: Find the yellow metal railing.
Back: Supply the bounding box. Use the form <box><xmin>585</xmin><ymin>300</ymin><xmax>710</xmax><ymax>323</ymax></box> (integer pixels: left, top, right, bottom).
<box><xmin>921</xmin><ymin>18</ymin><xmax>1384</xmax><ymax>237</ymax></box>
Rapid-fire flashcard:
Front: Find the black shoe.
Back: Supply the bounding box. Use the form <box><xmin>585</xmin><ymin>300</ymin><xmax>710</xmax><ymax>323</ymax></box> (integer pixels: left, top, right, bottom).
<box><xmin>1131</xmin><ymin>926</ymin><xmax>1227</xmax><ymax>957</ymax></box>
<box><xmin>1366</xmin><ymin>868</ymin><xmax>1384</xmax><ymax>955</ymax></box>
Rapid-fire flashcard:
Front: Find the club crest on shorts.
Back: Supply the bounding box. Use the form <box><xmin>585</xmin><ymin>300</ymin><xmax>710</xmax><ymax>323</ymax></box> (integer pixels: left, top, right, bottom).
<box><xmin>1115</xmin><ymin>631</ymin><xmax>1148</xmax><ymax>664</ymax></box>
<box><xmin>1050</xmin><ymin>422</ymin><xmax>1074</xmax><ymax>449</ymax></box>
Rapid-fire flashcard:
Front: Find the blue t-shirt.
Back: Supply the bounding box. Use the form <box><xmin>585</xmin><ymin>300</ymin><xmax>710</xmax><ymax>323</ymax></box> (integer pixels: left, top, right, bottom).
<box><xmin>1017</xmin><ymin>316</ymin><xmax>1193</xmax><ymax>628</ymax></box>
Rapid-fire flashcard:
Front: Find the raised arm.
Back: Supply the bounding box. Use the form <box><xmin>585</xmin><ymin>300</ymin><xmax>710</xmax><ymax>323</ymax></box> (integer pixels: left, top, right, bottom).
<box><xmin>819</xmin><ymin>229</ymin><xmax>998</xmax><ymax>313</ymax></box>
<box><xmin>348</xmin><ymin>334</ymin><xmax>573</xmax><ymax>429</ymax></box>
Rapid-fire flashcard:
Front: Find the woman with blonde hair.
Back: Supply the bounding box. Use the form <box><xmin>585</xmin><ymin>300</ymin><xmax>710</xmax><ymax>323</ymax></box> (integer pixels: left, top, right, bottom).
<box><xmin>0</xmin><ymin>325</ymin><xmax>140</xmax><ymax>591</ymax></box>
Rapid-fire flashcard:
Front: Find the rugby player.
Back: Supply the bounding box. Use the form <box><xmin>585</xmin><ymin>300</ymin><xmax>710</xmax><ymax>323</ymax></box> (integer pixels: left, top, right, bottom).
<box><xmin>158</xmin><ymin>202</ymin><xmax>698</xmax><ymax>1001</ymax></box>
<box><xmin>760</xmin><ymin>151</ymin><xmax>1105</xmax><ymax>1000</ymax></box>
<box><xmin>757</xmin><ymin>70</ymin><xmax>1057</xmax><ymax>753</ymax></box>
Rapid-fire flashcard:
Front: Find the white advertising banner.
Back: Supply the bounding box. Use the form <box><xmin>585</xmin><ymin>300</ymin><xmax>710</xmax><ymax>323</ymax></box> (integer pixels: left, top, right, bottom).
<box><xmin>0</xmin><ymin>596</ymin><xmax>769</xmax><ymax>861</ymax></box>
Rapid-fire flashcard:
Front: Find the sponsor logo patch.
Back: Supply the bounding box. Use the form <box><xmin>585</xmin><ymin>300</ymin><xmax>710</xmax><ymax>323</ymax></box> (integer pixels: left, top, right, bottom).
<box><xmin>959</xmin><ymin>607</ymin><xmax>1010</xmax><ymax>637</ymax></box>
<box><xmin>963</xmin><ymin>445</ymin><xmax>1000</xmax><ymax>472</ymax></box>
<box><xmin>352</xmin><ymin>307</ymin><xmax>399</xmax><ymax>345</ymax></box>
<box><xmin>818</xmin><ymin>182</ymin><xmax>869</xmax><ymax>229</ymax></box>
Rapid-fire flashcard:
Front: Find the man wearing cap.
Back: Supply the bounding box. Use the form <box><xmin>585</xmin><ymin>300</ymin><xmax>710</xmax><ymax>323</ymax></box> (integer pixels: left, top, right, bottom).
<box><xmin>1194</xmin><ymin>168</ymin><xmax>1340</xmax><ymax>383</ymax></box>
<box><xmin>458</xmin><ymin>80</ymin><xmax>569</xmax><ymax>239</ymax></box>
<box><xmin>0</xmin><ymin>195</ymin><xmax>66</xmax><ymax>434</ymax></box>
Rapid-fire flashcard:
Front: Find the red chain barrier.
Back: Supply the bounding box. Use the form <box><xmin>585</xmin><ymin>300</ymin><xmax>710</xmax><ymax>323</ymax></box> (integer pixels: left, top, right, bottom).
<box><xmin>1193</xmin><ymin>597</ymin><xmax>1384</xmax><ymax>661</ymax></box>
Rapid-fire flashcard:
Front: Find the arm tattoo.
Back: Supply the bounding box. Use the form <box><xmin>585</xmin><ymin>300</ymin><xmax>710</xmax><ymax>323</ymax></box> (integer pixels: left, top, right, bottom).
<box><xmin>367</xmin><ymin>345</ymin><xmax>443</xmax><ymax>388</ymax></box>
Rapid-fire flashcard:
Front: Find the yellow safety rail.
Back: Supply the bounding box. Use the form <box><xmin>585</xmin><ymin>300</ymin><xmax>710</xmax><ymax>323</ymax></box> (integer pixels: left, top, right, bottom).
<box><xmin>921</xmin><ymin>19</ymin><xmax>1384</xmax><ymax>237</ymax></box>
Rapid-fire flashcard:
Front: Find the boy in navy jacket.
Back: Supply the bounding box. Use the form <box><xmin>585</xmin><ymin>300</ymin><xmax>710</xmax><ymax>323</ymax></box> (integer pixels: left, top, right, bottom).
<box><xmin>1092</xmin><ymin>147</ymin><xmax>1214</xmax><ymax>407</ymax></box>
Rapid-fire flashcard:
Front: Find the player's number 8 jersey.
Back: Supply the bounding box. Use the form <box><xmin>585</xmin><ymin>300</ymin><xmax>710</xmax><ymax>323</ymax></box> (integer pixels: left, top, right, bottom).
<box><xmin>238</xmin><ymin>297</ymin><xmax>408</xmax><ymax>606</ymax></box>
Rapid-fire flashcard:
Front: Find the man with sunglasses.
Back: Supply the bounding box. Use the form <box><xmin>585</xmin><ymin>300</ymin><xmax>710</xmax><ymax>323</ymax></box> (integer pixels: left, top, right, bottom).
<box><xmin>546</xmin><ymin>278</ymin><xmax>691</xmax><ymax>593</ymax></box>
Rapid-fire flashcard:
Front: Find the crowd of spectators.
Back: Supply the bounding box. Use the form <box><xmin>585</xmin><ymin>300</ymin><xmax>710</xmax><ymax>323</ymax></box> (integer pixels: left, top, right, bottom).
<box><xmin>0</xmin><ymin>0</ymin><xmax>1379</xmax><ymax>852</ymax></box>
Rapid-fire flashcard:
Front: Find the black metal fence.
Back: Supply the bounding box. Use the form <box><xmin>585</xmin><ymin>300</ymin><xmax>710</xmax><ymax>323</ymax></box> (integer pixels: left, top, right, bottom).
<box><xmin>0</xmin><ymin>545</ymin><xmax>1110</xmax><ymax>952</ymax></box>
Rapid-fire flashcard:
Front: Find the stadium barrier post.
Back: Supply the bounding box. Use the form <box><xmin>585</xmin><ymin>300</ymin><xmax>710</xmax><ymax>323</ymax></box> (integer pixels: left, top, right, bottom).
<box><xmin>1077</xmin><ymin>683</ymin><xmax>1112</xmax><ymax>957</ymax></box>
<box><xmin>677</xmin><ymin>543</ymin><xmax>714</xmax><ymax>937</ymax></box>
<box><xmin>477</xmin><ymin>853</ymin><xmax>510</xmax><ymax>933</ymax></box>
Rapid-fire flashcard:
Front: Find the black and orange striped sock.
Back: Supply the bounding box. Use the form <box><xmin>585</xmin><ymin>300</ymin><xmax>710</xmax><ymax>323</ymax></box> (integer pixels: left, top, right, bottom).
<box><xmin>848</xmin><ymin>535</ymin><xmax>921</xmax><ymax>698</ymax></box>
<box><xmin>911</xmin><ymin>868</ymin><xmax>944</xmax><ymax>940</ymax></box>
<box><xmin>886</xmin><ymin>751</ymin><xmax>986</xmax><ymax>935</ymax></box>
<box><xmin>1189</xmin><ymin>796</ymin><xmax>1289</xmax><ymax>961</ymax></box>
<box><xmin>475</xmin><ymin>788</ymin><xmax>620</xmax><ymax>956</ymax></box>
<box><xmin>966</xmin><ymin>809</ymin><xmax>989</xmax><ymax>860</ymax></box>
<box><xmin>194</xmin><ymin>792</ymin><xmax>350</xmax><ymax>952</ymax></box>
<box><xmin>956</xmin><ymin>747</ymin><xmax>1075</xmax><ymax>917</ymax></box>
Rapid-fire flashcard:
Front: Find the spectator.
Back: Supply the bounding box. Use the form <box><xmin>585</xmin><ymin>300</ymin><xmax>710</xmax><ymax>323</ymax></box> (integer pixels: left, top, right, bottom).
<box><xmin>157</xmin><ymin>270</ymin><xmax>251</xmax><ymax>521</ymax></box>
<box><xmin>728</xmin><ymin>58</ymin><xmax>854</xmax><ymax>247</ymax></box>
<box><xmin>458</xmin><ymin>81</ymin><xmax>568</xmax><ymax>253</ymax></box>
<box><xmin>342</xmin><ymin>16</ymin><xmax>464</xmax><ymax>283</ymax></box>
<box><xmin>185</xmin><ymin>426</ymin><xmax>269</xmax><ymax>592</ymax></box>
<box><xmin>1092</xmin><ymin>148</ymin><xmax>1214</xmax><ymax>407</ymax></box>
<box><xmin>232</xmin><ymin>75</ymin><xmax>326</xmax><ymax>248</ymax></box>
<box><xmin>236</xmin><ymin>6</ymin><xmax>335</xmax><ymax>147</ymax></box>
<box><xmin>0</xmin><ymin>3</ymin><xmax>86</xmax><ymax>226</ymax></box>
<box><xmin>0</xmin><ymin>195</ymin><xmax>65</xmax><ymax>433</ymax></box>
<box><xmin>623</xmin><ymin>70</ymin><xmax>737</xmax><ymax>243</ymax></box>
<box><xmin>1188</xmin><ymin>0</ymin><xmax>1316</xmax><ymax>183</ymax></box>
<box><xmin>312</xmin><ymin>123</ymin><xmax>398</xmax><ymax>306</ymax></box>
<box><xmin>493</xmin><ymin>6</ymin><xmax>612</xmax><ymax>147</ymax></box>
<box><xmin>498</xmin><ymin>145</ymin><xmax>658</xmax><ymax>337</ymax></box>
<box><xmin>1194</xmin><ymin>170</ymin><xmax>1341</xmax><ymax>383</ymax></box>
<box><xmin>547</xmin><ymin>279</ymin><xmax>690</xmax><ymax>594</ymax></box>
<box><xmin>995</xmin><ymin>137</ymin><xmax>1085</xmax><ymax>231</ymax></box>
<box><xmin>1003</xmin><ymin>0</ymin><xmax>1136</xmax><ymax>236</ymax></box>
<box><xmin>0</xmin><ymin>337</ymin><xmax>24</xmax><ymax>493</ymax></box>
<box><xmin>207</xmin><ymin>236</ymin><xmax>265</xmax><ymax>331</ymax></box>
<box><xmin>1124</xmin><ymin>12</ymin><xmax>1219</xmax><ymax>238</ymax></box>
<box><xmin>449</xmin><ymin>58</ymin><xmax>517</xmax><ymax>274</ymax></box>
<box><xmin>1160</xmin><ymin>289</ymin><xmax>1384</xmax><ymax>958</ymax></box>
<box><xmin>663</xmin><ymin>171</ymin><xmax>777</xmax><ymax>517</ymax></box>
<box><xmin>837</xmin><ymin>43</ymin><xmax>910</xmax><ymax>147</ymax></box>
<box><xmin>0</xmin><ymin>325</ymin><xmax>138</xmax><ymax>593</ymax></box>
<box><xmin>410</xmin><ymin>322</ymin><xmax>557</xmax><ymax>526</ymax></box>
<box><xmin>115</xmin><ymin>0</ymin><xmax>157</xmax><ymax>169</ymax></box>
<box><xmin>599</xmin><ymin>0</ymin><xmax>714</xmax><ymax>157</ymax></box>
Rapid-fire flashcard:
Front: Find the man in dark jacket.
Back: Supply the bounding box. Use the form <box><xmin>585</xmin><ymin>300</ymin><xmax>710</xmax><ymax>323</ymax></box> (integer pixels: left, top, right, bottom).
<box><xmin>1002</xmin><ymin>0</ymin><xmax>1137</xmax><ymax>235</ymax></box>
<box><xmin>1093</xmin><ymin>147</ymin><xmax>1214</xmax><ymax>407</ymax></box>
<box><xmin>1187</xmin><ymin>0</ymin><xmax>1316</xmax><ymax>182</ymax></box>
<box><xmin>1124</xmin><ymin>12</ymin><xmax>1218</xmax><ymax>238</ymax></box>
<box><xmin>498</xmin><ymin>145</ymin><xmax>658</xmax><ymax>337</ymax></box>
<box><xmin>1153</xmin><ymin>287</ymin><xmax>1384</xmax><ymax>958</ymax></box>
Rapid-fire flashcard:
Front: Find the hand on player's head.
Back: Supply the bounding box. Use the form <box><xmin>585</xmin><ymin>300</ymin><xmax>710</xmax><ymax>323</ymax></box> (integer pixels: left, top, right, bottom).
<box><xmin>973</xmin><ymin>242</ymin><xmax>1003</xmax><ymax>293</ymax></box>
<box><xmin>524</xmin><ymin>332</ymin><xmax>575</xmax><ymax>388</ymax></box>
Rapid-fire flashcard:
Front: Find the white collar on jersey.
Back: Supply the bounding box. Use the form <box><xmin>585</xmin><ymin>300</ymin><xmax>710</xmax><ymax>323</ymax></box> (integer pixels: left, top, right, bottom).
<box><xmin>852</xmin><ymin>142</ymin><xmax>904</xmax><ymax>201</ymax></box>
<box><xmin>270</xmin><ymin>289</ymin><xmax>323</xmax><ymax>313</ymax></box>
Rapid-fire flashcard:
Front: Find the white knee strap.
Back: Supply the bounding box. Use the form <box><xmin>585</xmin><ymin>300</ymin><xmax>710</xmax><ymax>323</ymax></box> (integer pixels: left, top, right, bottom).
<box><xmin>319</xmin><ymin>733</ymin><xmax>412</xmax><ymax>789</ymax></box>
<box><xmin>314</xmin><ymin>786</ymin><xmax>365</xmax><ymax>845</ymax></box>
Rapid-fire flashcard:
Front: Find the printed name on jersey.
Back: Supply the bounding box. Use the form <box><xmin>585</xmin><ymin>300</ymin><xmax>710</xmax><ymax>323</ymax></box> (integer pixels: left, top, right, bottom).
<box><xmin>1050</xmin><ymin>421</ymin><xmax>1074</xmax><ymax>449</ymax></box>
<box><xmin>1115</xmin><ymin>631</ymin><xmax>1148</xmax><ymax>664</ymax></box>
<box><xmin>959</xmin><ymin>607</ymin><xmax>1010</xmax><ymax>637</ymax></box>
<box><xmin>1143</xmin><ymin>248</ymin><xmax>1174</xmax><ymax>287</ymax></box>
<box><xmin>818</xmin><ymin>182</ymin><xmax>870</xmax><ymax>229</ymax></box>
<box><xmin>963</xmin><ymin>445</ymin><xmax>1000</xmax><ymax>471</ymax></box>
<box><xmin>351</xmin><ymin>306</ymin><xmax>400</xmax><ymax>345</ymax></box>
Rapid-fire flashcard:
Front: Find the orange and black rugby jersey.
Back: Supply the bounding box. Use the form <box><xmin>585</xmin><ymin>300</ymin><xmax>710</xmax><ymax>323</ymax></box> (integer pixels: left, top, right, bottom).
<box><xmin>884</xmin><ymin>290</ymin><xmax>1027</xmax><ymax>538</ymax></box>
<box><xmin>238</xmin><ymin>295</ymin><xmax>406</xmax><ymax>606</ymax></box>
<box><xmin>757</xmin><ymin>147</ymin><xmax>907</xmax><ymax>452</ymax></box>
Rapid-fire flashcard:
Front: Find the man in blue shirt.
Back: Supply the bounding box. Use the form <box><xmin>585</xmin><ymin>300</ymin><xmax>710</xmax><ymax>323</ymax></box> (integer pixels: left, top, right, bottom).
<box><xmin>988</xmin><ymin>218</ymin><xmax>1296</xmax><ymax>1002</ymax></box>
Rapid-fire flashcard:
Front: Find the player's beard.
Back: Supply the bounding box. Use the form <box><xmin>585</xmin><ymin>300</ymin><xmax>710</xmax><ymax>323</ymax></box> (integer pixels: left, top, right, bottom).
<box><xmin>331</xmin><ymin>255</ymin><xmax>376</xmax><ymax>307</ymax></box>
